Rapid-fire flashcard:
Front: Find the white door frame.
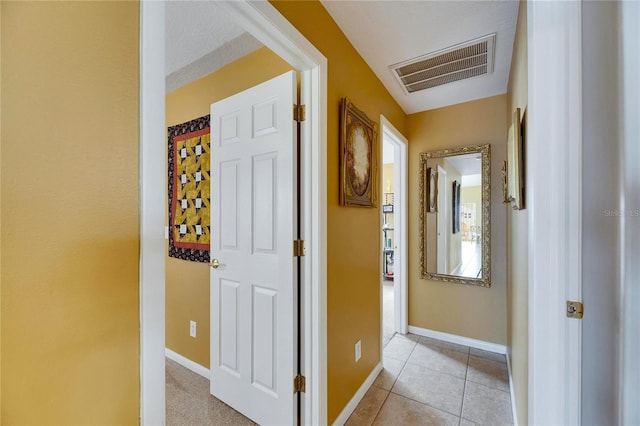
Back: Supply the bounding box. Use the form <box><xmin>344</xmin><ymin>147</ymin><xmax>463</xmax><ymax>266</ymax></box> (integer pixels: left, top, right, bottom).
<box><xmin>527</xmin><ymin>2</ymin><xmax>582</xmax><ymax>425</ymax></box>
<box><xmin>139</xmin><ymin>2</ymin><xmax>328</xmax><ymax>425</ymax></box>
<box><xmin>380</xmin><ymin>116</ymin><xmax>407</xmax><ymax>336</ymax></box>
<box><xmin>619</xmin><ymin>2</ymin><xmax>640</xmax><ymax>424</ymax></box>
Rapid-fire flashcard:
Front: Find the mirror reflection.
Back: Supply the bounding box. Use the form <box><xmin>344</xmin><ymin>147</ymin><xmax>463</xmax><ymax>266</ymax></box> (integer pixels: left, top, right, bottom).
<box><xmin>420</xmin><ymin>144</ymin><xmax>491</xmax><ymax>287</ymax></box>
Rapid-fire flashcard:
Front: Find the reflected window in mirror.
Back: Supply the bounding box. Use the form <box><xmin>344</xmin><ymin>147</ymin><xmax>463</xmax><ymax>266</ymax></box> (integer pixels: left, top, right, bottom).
<box><xmin>419</xmin><ymin>144</ymin><xmax>491</xmax><ymax>287</ymax></box>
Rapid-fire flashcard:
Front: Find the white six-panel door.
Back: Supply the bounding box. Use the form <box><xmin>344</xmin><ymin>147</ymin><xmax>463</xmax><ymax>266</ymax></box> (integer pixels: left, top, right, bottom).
<box><xmin>210</xmin><ymin>71</ymin><xmax>297</xmax><ymax>426</ymax></box>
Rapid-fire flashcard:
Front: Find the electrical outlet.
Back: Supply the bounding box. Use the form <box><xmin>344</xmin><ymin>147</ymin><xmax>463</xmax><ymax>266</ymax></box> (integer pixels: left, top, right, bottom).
<box><xmin>355</xmin><ymin>340</ymin><xmax>362</xmax><ymax>362</ymax></box>
<box><xmin>190</xmin><ymin>320</ymin><xmax>197</xmax><ymax>338</ymax></box>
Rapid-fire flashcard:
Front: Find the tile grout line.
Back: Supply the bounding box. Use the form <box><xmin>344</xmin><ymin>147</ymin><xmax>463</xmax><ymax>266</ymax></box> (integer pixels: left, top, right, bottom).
<box><xmin>369</xmin><ymin>380</ymin><xmax>393</xmax><ymax>425</ymax></box>
<box><xmin>400</xmin><ymin>341</ymin><xmax>470</xmax><ymax>381</ymax></box>
<box><xmin>458</xmin><ymin>349</ymin><xmax>470</xmax><ymax>425</ymax></box>
<box><xmin>371</xmin><ymin>341</ymin><xmax>413</xmax><ymax>426</ymax></box>
<box><xmin>379</xmin><ymin>334</ymin><xmax>514</xmax><ymax>425</ymax></box>
<box><xmin>387</xmin><ymin>338</ymin><xmax>470</xmax><ymax>420</ymax></box>
<box><xmin>466</xmin><ymin>352</ymin><xmax>511</xmax><ymax>393</ymax></box>
<box><xmin>387</xmin><ymin>388</ymin><xmax>464</xmax><ymax>420</ymax></box>
<box><xmin>464</xmin><ymin>377</ymin><xmax>511</xmax><ymax>394</ymax></box>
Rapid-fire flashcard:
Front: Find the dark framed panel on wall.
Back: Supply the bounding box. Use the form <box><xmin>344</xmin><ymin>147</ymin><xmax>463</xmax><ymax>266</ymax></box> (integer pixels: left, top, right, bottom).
<box><xmin>452</xmin><ymin>180</ymin><xmax>461</xmax><ymax>234</ymax></box>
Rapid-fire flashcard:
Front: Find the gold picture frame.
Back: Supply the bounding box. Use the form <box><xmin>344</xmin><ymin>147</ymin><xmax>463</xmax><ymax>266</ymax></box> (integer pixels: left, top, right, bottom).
<box><xmin>339</xmin><ymin>98</ymin><xmax>378</xmax><ymax>207</ymax></box>
<box><xmin>507</xmin><ymin>107</ymin><xmax>525</xmax><ymax>210</ymax></box>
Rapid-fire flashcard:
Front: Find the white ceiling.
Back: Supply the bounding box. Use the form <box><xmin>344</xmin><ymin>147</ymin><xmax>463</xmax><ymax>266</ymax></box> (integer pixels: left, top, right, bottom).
<box><xmin>446</xmin><ymin>152</ymin><xmax>482</xmax><ymax>176</ymax></box>
<box><xmin>166</xmin><ymin>1</ymin><xmax>250</xmax><ymax>76</ymax></box>
<box><xmin>166</xmin><ymin>1</ymin><xmax>519</xmax><ymax>113</ymax></box>
<box><xmin>320</xmin><ymin>0</ymin><xmax>519</xmax><ymax>114</ymax></box>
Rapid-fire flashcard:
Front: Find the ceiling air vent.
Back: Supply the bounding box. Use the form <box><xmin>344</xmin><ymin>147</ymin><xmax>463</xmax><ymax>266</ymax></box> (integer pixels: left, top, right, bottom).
<box><xmin>390</xmin><ymin>33</ymin><xmax>496</xmax><ymax>94</ymax></box>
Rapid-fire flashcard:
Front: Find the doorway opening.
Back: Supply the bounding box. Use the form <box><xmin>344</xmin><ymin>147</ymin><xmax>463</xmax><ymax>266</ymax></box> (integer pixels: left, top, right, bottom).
<box><xmin>380</xmin><ymin>116</ymin><xmax>408</xmax><ymax>351</ymax></box>
<box><xmin>139</xmin><ymin>2</ymin><xmax>328</xmax><ymax>425</ymax></box>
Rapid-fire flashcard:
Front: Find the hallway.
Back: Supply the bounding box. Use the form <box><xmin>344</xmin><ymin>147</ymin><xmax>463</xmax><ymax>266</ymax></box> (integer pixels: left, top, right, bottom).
<box><xmin>166</xmin><ymin>281</ymin><xmax>513</xmax><ymax>425</ymax></box>
<box><xmin>345</xmin><ymin>278</ymin><xmax>513</xmax><ymax>425</ymax></box>
<box><xmin>346</xmin><ymin>334</ymin><xmax>513</xmax><ymax>425</ymax></box>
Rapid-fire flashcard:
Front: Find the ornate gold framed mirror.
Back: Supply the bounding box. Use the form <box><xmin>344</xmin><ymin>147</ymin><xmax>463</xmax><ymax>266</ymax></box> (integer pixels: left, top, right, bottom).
<box><xmin>419</xmin><ymin>144</ymin><xmax>491</xmax><ymax>287</ymax></box>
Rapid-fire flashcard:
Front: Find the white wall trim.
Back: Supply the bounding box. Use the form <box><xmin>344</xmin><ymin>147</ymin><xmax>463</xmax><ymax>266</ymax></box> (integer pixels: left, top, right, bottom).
<box><xmin>407</xmin><ymin>326</ymin><xmax>506</xmax><ymax>354</ymax></box>
<box><xmin>380</xmin><ymin>116</ymin><xmax>408</xmax><ymax>337</ymax></box>
<box><xmin>527</xmin><ymin>2</ymin><xmax>583</xmax><ymax>425</ymax></box>
<box><xmin>139</xmin><ymin>2</ymin><xmax>166</xmax><ymax>425</ymax></box>
<box><xmin>217</xmin><ymin>1</ymin><xmax>324</xmax><ymax>71</ymax></box>
<box><xmin>619</xmin><ymin>2</ymin><xmax>640</xmax><ymax>424</ymax></box>
<box><xmin>331</xmin><ymin>362</ymin><xmax>383</xmax><ymax>426</ymax></box>
<box><xmin>506</xmin><ymin>349</ymin><xmax>519</xmax><ymax>426</ymax></box>
<box><xmin>165</xmin><ymin>348</ymin><xmax>210</xmax><ymax>379</ymax></box>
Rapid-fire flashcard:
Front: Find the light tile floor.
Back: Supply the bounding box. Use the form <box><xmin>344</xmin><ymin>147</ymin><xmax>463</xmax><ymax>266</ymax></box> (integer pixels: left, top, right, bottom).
<box><xmin>346</xmin><ymin>334</ymin><xmax>514</xmax><ymax>426</ymax></box>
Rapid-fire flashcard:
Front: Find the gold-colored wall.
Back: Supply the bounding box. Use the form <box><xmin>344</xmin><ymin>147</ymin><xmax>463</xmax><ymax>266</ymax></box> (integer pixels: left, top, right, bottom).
<box><xmin>506</xmin><ymin>1</ymin><xmax>528</xmax><ymax>424</ymax></box>
<box><xmin>1</xmin><ymin>2</ymin><xmax>140</xmax><ymax>424</ymax></box>
<box><xmin>270</xmin><ymin>2</ymin><xmax>406</xmax><ymax>422</ymax></box>
<box><xmin>166</xmin><ymin>47</ymin><xmax>294</xmax><ymax>368</ymax></box>
<box><xmin>0</xmin><ymin>2</ymin><xmax>3</xmax><ymax>418</ymax></box>
<box><xmin>407</xmin><ymin>95</ymin><xmax>508</xmax><ymax>344</ymax></box>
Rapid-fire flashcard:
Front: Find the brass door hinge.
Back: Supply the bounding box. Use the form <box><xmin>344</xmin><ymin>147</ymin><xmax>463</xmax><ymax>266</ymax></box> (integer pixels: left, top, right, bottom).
<box><xmin>293</xmin><ymin>240</ymin><xmax>306</xmax><ymax>257</ymax></box>
<box><xmin>294</xmin><ymin>104</ymin><xmax>306</xmax><ymax>122</ymax></box>
<box><xmin>566</xmin><ymin>301</ymin><xmax>584</xmax><ymax>319</ymax></box>
<box><xmin>294</xmin><ymin>374</ymin><xmax>306</xmax><ymax>393</ymax></box>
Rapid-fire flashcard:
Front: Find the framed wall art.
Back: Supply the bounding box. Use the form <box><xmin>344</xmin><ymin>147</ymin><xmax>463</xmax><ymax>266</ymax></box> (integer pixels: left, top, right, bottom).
<box><xmin>339</xmin><ymin>97</ymin><xmax>378</xmax><ymax>207</ymax></box>
<box><xmin>167</xmin><ymin>115</ymin><xmax>211</xmax><ymax>263</ymax></box>
<box><xmin>452</xmin><ymin>180</ymin><xmax>461</xmax><ymax>234</ymax></box>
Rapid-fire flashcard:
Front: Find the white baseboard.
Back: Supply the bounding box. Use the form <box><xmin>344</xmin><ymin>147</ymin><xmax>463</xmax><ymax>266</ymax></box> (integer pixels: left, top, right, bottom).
<box><xmin>407</xmin><ymin>325</ymin><xmax>507</xmax><ymax>354</ymax></box>
<box><xmin>332</xmin><ymin>362</ymin><xmax>383</xmax><ymax>426</ymax></box>
<box><xmin>165</xmin><ymin>348</ymin><xmax>210</xmax><ymax>379</ymax></box>
<box><xmin>506</xmin><ymin>349</ymin><xmax>519</xmax><ymax>426</ymax></box>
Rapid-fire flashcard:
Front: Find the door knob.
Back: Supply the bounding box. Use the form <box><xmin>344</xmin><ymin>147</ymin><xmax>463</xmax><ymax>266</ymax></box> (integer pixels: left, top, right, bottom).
<box><xmin>210</xmin><ymin>259</ymin><xmax>220</xmax><ymax>269</ymax></box>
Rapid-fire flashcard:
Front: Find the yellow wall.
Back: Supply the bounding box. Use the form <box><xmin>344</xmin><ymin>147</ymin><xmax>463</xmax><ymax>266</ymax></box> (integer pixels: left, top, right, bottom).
<box><xmin>407</xmin><ymin>95</ymin><xmax>508</xmax><ymax>344</ymax></box>
<box><xmin>1</xmin><ymin>2</ymin><xmax>139</xmax><ymax>424</ymax></box>
<box><xmin>166</xmin><ymin>47</ymin><xmax>294</xmax><ymax>367</ymax></box>
<box><xmin>506</xmin><ymin>1</ymin><xmax>528</xmax><ymax>424</ymax></box>
<box><xmin>270</xmin><ymin>2</ymin><xmax>406</xmax><ymax>422</ymax></box>
<box><xmin>0</xmin><ymin>2</ymin><xmax>3</xmax><ymax>418</ymax></box>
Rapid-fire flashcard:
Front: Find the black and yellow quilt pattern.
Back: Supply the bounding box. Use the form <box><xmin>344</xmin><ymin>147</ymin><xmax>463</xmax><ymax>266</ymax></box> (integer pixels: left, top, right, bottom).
<box><xmin>168</xmin><ymin>115</ymin><xmax>211</xmax><ymax>262</ymax></box>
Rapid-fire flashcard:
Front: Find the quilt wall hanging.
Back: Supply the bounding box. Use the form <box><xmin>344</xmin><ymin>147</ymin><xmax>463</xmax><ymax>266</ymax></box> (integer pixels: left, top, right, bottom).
<box><xmin>168</xmin><ymin>115</ymin><xmax>211</xmax><ymax>263</ymax></box>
